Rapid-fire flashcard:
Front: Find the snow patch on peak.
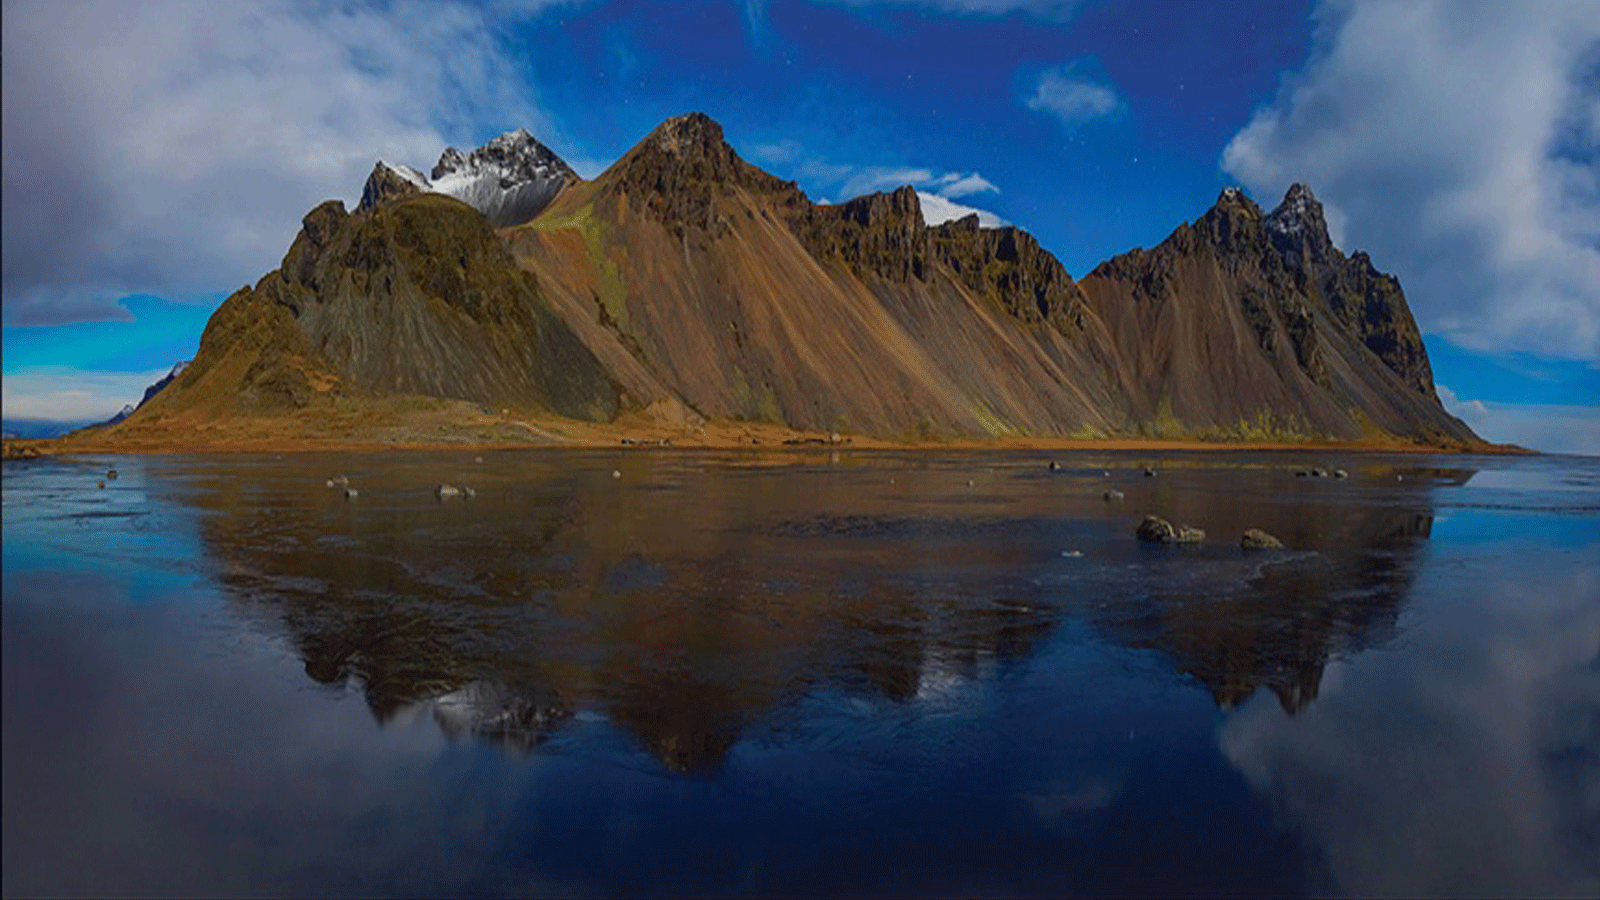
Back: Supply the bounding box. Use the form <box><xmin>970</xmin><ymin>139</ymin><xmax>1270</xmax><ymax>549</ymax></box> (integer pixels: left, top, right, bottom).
<box><xmin>1266</xmin><ymin>183</ymin><xmax>1325</xmax><ymax>238</ymax></box>
<box><xmin>426</xmin><ymin>129</ymin><xmax>579</xmax><ymax>227</ymax></box>
<box><xmin>379</xmin><ymin>161</ymin><xmax>430</xmax><ymax>190</ymax></box>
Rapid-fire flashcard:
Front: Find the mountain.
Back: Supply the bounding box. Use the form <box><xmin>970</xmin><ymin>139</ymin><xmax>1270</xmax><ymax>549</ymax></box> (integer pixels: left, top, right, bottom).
<box><xmin>358</xmin><ymin>129</ymin><xmax>579</xmax><ymax>228</ymax></box>
<box><xmin>1079</xmin><ymin>184</ymin><xmax>1473</xmax><ymax>444</ymax></box>
<box><xmin>88</xmin><ymin>112</ymin><xmax>1480</xmax><ymax>449</ymax></box>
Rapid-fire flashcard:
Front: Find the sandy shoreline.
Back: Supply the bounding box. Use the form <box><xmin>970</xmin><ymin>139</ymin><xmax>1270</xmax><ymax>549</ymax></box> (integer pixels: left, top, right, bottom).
<box><xmin>4</xmin><ymin>414</ymin><xmax>1528</xmax><ymax>458</ymax></box>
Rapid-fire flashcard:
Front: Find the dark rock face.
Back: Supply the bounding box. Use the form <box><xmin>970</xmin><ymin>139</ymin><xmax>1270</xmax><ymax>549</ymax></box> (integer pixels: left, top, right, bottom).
<box><xmin>1263</xmin><ymin>183</ymin><xmax>1437</xmax><ymax>399</ymax></box>
<box><xmin>792</xmin><ymin>187</ymin><xmax>930</xmax><ymax>281</ymax></box>
<box><xmin>606</xmin><ymin>112</ymin><xmax>805</xmax><ymax>237</ymax></box>
<box><xmin>789</xmin><ymin>190</ymin><xmax>1087</xmax><ymax>334</ymax></box>
<box><xmin>1080</xmin><ymin>183</ymin><xmax>1476</xmax><ymax>446</ymax></box>
<box><xmin>356</xmin><ymin>162</ymin><xmax>425</xmax><ymax>212</ymax></box>
<box><xmin>929</xmin><ymin>218</ymin><xmax>1087</xmax><ymax>331</ymax></box>
<box><xmin>277</xmin><ymin>193</ymin><xmax>619</xmax><ymax>419</ymax></box>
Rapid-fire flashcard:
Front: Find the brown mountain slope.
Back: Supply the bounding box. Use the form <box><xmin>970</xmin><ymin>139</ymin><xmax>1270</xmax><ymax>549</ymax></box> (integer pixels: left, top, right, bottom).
<box><xmin>503</xmin><ymin>113</ymin><xmax>1128</xmax><ymax>439</ymax></box>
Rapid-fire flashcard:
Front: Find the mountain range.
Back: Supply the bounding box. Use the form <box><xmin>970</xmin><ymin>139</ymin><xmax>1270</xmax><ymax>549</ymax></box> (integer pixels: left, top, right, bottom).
<box><xmin>79</xmin><ymin>112</ymin><xmax>1481</xmax><ymax>450</ymax></box>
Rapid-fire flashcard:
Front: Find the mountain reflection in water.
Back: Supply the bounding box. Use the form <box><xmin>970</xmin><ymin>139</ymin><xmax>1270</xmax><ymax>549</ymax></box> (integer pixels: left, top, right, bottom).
<box><xmin>190</xmin><ymin>452</ymin><xmax>1471</xmax><ymax>769</ymax></box>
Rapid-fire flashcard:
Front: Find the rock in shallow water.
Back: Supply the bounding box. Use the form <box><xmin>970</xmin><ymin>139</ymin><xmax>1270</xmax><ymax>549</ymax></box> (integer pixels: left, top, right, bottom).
<box><xmin>1136</xmin><ymin>514</ymin><xmax>1204</xmax><ymax>544</ymax></box>
<box><xmin>1240</xmin><ymin>528</ymin><xmax>1283</xmax><ymax>550</ymax></box>
<box><xmin>1103</xmin><ymin>489</ymin><xmax>1125</xmax><ymax>502</ymax></box>
<box><xmin>1137</xmin><ymin>515</ymin><xmax>1175</xmax><ymax>542</ymax></box>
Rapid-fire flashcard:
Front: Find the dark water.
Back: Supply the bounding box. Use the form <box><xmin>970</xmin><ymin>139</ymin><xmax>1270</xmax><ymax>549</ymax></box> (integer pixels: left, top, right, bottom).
<box><xmin>3</xmin><ymin>449</ymin><xmax>1597</xmax><ymax>897</ymax></box>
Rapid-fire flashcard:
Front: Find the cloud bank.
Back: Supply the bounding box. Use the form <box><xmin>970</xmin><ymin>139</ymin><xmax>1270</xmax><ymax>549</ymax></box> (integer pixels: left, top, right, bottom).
<box><xmin>1025</xmin><ymin>66</ymin><xmax>1121</xmax><ymax>129</ymax></box>
<box><xmin>1</xmin><ymin>0</ymin><xmax>570</xmax><ymax>327</ymax></box>
<box><xmin>1222</xmin><ymin>0</ymin><xmax>1600</xmax><ymax>362</ymax></box>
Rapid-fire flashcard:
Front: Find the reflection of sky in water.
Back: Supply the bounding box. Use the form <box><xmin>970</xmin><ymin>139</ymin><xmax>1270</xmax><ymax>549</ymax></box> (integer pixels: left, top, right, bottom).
<box><xmin>1220</xmin><ymin>509</ymin><xmax>1600</xmax><ymax>897</ymax></box>
<box><xmin>3</xmin><ymin>451</ymin><xmax>1597</xmax><ymax>896</ymax></box>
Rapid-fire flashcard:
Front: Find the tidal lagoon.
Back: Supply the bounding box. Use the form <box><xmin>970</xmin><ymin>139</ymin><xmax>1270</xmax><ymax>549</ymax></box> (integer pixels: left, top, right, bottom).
<box><xmin>4</xmin><ymin>450</ymin><xmax>1597</xmax><ymax>897</ymax></box>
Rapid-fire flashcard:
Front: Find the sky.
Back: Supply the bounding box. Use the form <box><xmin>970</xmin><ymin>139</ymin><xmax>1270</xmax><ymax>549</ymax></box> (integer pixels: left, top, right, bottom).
<box><xmin>2</xmin><ymin>0</ymin><xmax>1597</xmax><ymax>451</ymax></box>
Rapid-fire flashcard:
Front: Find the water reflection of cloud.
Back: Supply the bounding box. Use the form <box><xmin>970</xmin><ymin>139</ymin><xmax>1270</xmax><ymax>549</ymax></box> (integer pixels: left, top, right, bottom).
<box><xmin>1219</xmin><ymin>548</ymin><xmax>1600</xmax><ymax>897</ymax></box>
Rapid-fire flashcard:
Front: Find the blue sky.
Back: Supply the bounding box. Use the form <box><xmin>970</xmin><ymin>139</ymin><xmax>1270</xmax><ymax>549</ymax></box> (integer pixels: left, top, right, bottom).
<box><xmin>3</xmin><ymin>0</ymin><xmax>1597</xmax><ymax>451</ymax></box>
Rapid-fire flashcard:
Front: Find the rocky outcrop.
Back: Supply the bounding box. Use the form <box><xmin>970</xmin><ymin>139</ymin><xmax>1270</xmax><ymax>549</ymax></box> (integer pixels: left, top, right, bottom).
<box><xmin>792</xmin><ymin>187</ymin><xmax>930</xmax><ymax>281</ymax></box>
<box><xmin>929</xmin><ymin>215</ymin><xmax>1088</xmax><ymax>331</ymax></box>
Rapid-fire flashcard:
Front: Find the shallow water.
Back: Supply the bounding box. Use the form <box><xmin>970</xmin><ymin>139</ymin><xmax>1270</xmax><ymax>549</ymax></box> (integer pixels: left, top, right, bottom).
<box><xmin>3</xmin><ymin>449</ymin><xmax>1597</xmax><ymax>897</ymax></box>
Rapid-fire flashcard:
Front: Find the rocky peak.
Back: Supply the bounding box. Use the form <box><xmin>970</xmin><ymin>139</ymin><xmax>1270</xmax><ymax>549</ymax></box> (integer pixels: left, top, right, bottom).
<box><xmin>641</xmin><ymin>112</ymin><xmax>727</xmax><ymax>158</ymax></box>
<box><xmin>944</xmin><ymin>213</ymin><xmax>982</xmax><ymax>233</ymax></box>
<box><xmin>1265</xmin><ymin>182</ymin><xmax>1335</xmax><ymax>265</ymax></box>
<box><xmin>837</xmin><ymin>185</ymin><xmax>923</xmax><ymax>229</ymax></box>
<box><xmin>611</xmin><ymin>112</ymin><xmax>775</xmax><ymax>191</ymax></box>
<box><xmin>1266</xmin><ymin>183</ymin><xmax>1324</xmax><ymax>233</ymax></box>
<box><xmin>1194</xmin><ymin>186</ymin><xmax>1265</xmax><ymax>255</ymax></box>
<box><xmin>357</xmin><ymin>161</ymin><xmax>427</xmax><ymax>212</ymax></box>
<box><xmin>605</xmin><ymin>112</ymin><xmax>804</xmax><ymax>235</ymax></box>
<box><xmin>431</xmin><ymin>128</ymin><xmax>577</xmax><ymax>187</ymax></box>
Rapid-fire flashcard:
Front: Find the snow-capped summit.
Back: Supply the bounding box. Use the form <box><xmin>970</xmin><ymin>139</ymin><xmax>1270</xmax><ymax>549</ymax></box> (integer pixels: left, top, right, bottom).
<box><xmin>357</xmin><ymin>129</ymin><xmax>579</xmax><ymax>227</ymax></box>
<box><xmin>429</xmin><ymin>129</ymin><xmax>579</xmax><ymax>227</ymax></box>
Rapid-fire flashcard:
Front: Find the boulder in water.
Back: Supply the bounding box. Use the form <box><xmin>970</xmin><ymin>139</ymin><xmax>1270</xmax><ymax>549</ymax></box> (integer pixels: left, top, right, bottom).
<box><xmin>1240</xmin><ymin>528</ymin><xmax>1283</xmax><ymax>550</ymax></box>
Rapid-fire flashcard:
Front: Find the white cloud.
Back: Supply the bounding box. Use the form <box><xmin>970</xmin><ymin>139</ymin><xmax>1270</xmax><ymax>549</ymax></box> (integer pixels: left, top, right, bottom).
<box><xmin>2</xmin><ymin>366</ymin><xmax>174</xmax><ymax>421</ymax></box>
<box><xmin>917</xmin><ymin>191</ymin><xmax>1009</xmax><ymax>228</ymax></box>
<box><xmin>1222</xmin><ymin>0</ymin><xmax>1600</xmax><ymax>362</ymax></box>
<box><xmin>1025</xmin><ymin>66</ymin><xmax>1121</xmax><ymax>128</ymax></box>
<box><xmin>839</xmin><ymin>167</ymin><xmax>939</xmax><ymax>198</ymax></box>
<box><xmin>0</xmin><ymin>0</ymin><xmax>577</xmax><ymax>327</ymax></box>
<box><xmin>933</xmin><ymin>172</ymin><xmax>999</xmax><ymax>198</ymax></box>
<box><xmin>1438</xmin><ymin>385</ymin><xmax>1600</xmax><ymax>455</ymax></box>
